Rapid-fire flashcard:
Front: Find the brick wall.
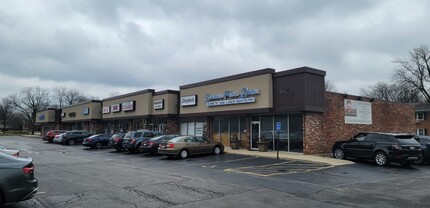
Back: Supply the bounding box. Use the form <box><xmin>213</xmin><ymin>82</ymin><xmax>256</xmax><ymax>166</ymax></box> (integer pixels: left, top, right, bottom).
<box><xmin>304</xmin><ymin>92</ymin><xmax>415</xmax><ymax>154</ymax></box>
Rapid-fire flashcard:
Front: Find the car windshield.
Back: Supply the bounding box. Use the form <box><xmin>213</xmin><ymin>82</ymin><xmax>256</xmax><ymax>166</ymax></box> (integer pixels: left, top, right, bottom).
<box><xmin>124</xmin><ymin>131</ymin><xmax>133</xmax><ymax>137</ymax></box>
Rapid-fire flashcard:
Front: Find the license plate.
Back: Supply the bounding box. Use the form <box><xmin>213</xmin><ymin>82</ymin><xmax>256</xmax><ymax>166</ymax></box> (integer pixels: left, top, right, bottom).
<box><xmin>410</xmin><ymin>147</ymin><xmax>415</xmax><ymax>150</ymax></box>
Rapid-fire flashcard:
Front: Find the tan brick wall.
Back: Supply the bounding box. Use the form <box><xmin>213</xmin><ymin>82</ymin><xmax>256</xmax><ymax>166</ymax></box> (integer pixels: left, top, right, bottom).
<box><xmin>304</xmin><ymin>92</ymin><xmax>415</xmax><ymax>154</ymax></box>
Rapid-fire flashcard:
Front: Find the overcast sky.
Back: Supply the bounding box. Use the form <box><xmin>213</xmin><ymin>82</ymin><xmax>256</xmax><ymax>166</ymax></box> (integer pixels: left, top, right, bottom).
<box><xmin>1</xmin><ymin>0</ymin><xmax>429</xmax><ymax>100</ymax></box>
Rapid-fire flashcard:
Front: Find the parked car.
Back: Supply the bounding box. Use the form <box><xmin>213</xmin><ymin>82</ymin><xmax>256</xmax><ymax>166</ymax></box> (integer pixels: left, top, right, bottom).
<box><xmin>158</xmin><ymin>136</ymin><xmax>224</xmax><ymax>159</ymax></box>
<box><xmin>333</xmin><ymin>132</ymin><xmax>422</xmax><ymax>167</ymax></box>
<box><xmin>139</xmin><ymin>134</ymin><xmax>180</xmax><ymax>154</ymax></box>
<box><xmin>0</xmin><ymin>145</ymin><xmax>19</xmax><ymax>157</ymax></box>
<box><xmin>43</xmin><ymin>130</ymin><xmax>66</xmax><ymax>143</ymax></box>
<box><xmin>108</xmin><ymin>133</ymin><xmax>126</xmax><ymax>151</ymax></box>
<box><xmin>122</xmin><ymin>130</ymin><xmax>161</xmax><ymax>153</ymax></box>
<box><xmin>0</xmin><ymin>152</ymin><xmax>38</xmax><ymax>206</ymax></box>
<box><xmin>58</xmin><ymin>130</ymin><xmax>91</xmax><ymax>145</ymax></box>
<box><xmin>82</xmin><ymin>133</ymin><xmax>112</xmax><ymax>149</ymax></box>
<box><xmin>413</xmin><ymin>135</ymin><xmax>430</xmax><ymax>165</ymax></box>
<box><xmin>53</xmin><ymin>133</ymin><xmax>64</xmax><ymax>144</ymax></box>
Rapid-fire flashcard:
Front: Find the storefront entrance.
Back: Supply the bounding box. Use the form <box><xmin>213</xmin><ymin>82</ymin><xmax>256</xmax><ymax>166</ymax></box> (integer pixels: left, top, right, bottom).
<box><xmin>251</xmin><ymin>121</ymin><xmax>260</xmax><ymax>150</ymax></box>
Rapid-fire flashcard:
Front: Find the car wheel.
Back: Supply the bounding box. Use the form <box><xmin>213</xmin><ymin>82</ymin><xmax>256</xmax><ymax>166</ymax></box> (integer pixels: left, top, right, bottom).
<box><xmin>414</xmin><ymin>151</ymin><xmax>425</xmax><ymax>165</ymax></box>
<box><xmin>68</xmin><ymin>139</ymin><xmax>75</xmax><ymax>145</ymax></box>
<box><xmin>374</xmin><ymin>151</ymin><xmax>389</xmax><ymax>166</ymax></box>
<box><xmin>136</xmin><ymin>144</ymin><xmax>142</xmax><ymax>153</ymax></box>
<box><xmin>95</xmin><ymin>142</ymin><xmax>102</xmax><ymax>149</ymax></box>
<box><xmin>213</xmin><ymin>146</ymin><xmax>222</xmax><ymax>155</ymax></box>
<box><xmin>333</xmin><ymin>148</ymin><xmax>346</xmax><ymax>159</ymax></box>
<box><xmin>115</xmin><ymin>147</ymin><xmax>123</xmax><ymax>152</ymax></box>
<box><xmin>179</xmin><ymin>149</ymin><xmax>188</xmax><ymax>159</ymax></box>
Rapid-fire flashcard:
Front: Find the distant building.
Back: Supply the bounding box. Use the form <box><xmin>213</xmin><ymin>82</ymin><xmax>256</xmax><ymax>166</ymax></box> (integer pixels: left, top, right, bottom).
<box><xmin>414</xmin><ymin>103</ymin><xmax>430</xmax><ymax>136</ymax></box>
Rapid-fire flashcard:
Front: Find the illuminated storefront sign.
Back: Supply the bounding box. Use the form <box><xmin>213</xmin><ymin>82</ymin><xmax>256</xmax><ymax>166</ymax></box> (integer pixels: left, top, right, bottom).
<box><xmin>111</xmin><ymin>104</ymin><xmax>121</xmax><ymax>113</ymax></box>
<box><xmin>181</xmin><ymin>95</ymin><xmax>197</xmax><ymax>107</ymax></box>
<box><xmin>82</xmin><ymin>107</ymin><xmax>90</xmax><ymax>115</ymax></box>
<box><xmin>122</xmin><ymin>101</ymin><xmax>135</xmax><ymax>112</ymax></box>
<box><xmin>102</xmin><ymin>106</ymin><xmax>110</xmax><ymax>114</ymax></box>
<box><xmin>154</xmin><ymin>99</ymin><xmax>164</xmax><ymax>110</ymax></box>
<box><xmin>205</xmin><ymin>88</ymin><xmax>260</xmax><ymax>107</ymax></box>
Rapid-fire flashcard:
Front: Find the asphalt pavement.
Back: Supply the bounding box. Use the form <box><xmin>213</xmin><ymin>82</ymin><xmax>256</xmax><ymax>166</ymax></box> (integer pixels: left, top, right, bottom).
<box><xmin>1</xmin><ymin>136</ymin><xmax>430</xmax><ymax>208</ymax></box>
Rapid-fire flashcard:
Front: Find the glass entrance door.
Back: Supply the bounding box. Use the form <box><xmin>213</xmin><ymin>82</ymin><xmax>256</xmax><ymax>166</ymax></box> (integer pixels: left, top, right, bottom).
<box><xmin>251</xmin><ymin>121</ymin><xmax>260</xmax><ymax>150</ymax></box>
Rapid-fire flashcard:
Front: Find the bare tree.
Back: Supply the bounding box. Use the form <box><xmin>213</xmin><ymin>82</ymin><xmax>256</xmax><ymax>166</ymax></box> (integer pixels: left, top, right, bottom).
<box><xmin>51</xmin><ymin>86</ymin><xmax>68</xmax><ymax>108</ymax></box>
<box><xmin>325</xmin><ymin>80</ymin><xmax>337</xmax><ymax>92</ymax></box>
<box><xmin>361</xmin><ymin>81</ymin><xmax>422</xmax><ymax>103</ymax></box>
<box><xmin>394</xmin><ymin>45</ymin><xmax>430</xmax><ymax>103</ymax></box>
<box><xmin>64</xmin><ymin>88</ymin><xmax>90</xmax><ymax>106</ymax></box>
<box><xmin>0</xmin><ymin>97</ymin><xmax>15</xmax><ymax>133</ymax></box>
<box><xmin>10</xmin><ymin>86</ymin><xmax>50</xmax><ymax>134</ymax></box>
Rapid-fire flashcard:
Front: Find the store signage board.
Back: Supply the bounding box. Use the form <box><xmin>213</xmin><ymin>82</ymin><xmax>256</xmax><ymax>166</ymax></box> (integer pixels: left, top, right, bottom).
<box><xmin>122</xmin><ymin>101</ymin><xmax>135</xmax><ymax>112</ymax></box>
<box><xmin>154</xmin><ymin>99</ymin><xmax>164</xmax><ymax>110</ymax></box>
<box><xmin>102</xmin><ymin>106</ymin><xmax>110</xmax><ymax>114</ymax></box>
<box><xmin>344</xmin><ymin>99</ymin><xmax>372</xmax><ymax>125</ymax></box>
<box><xmin>38</xmin><ymin>114</ymin><xmax>45</xmax><ymax>120</ymax></box>
<box><xmin>206</xmin><ymin>97</ymin><xmax>255</xmax><ymax>107</ymax></box>
<box><xmin>61</xmin><ymin>112</ymin><xmax>66</xmax><ymax>117</ymax></box>
<box><xmin>205</xmin><ymin>88</ymin><xmax>260</xmax><ymax>107</ymax></box>
<box><xmin>82</xmin><ymin>107</ymin><xmax>90</xmax><ymax>115</ymax></box>
<box><xmin>111</xmin><ymin>104</ymin><xmax>121</xmax><ymax>113</ymax></box>
<box><xmin>181</xmin><ymin>95</ymin><xmax>197</xmax><ymax>107</ymax></box>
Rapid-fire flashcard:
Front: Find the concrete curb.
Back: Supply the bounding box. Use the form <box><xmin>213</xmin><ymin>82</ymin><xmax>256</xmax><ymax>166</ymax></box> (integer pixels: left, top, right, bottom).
<box><xmin>224</xmin><ymin>148</ymin><xmax>355</xmax><ymax>166</ymax></box>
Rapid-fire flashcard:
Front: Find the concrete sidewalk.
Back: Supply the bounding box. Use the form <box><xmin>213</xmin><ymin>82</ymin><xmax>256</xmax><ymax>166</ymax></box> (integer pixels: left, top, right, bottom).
<box><xmin>224</xmin><ymin>147</ymin><xmax>354</xmax><ymax>166</ymax></box>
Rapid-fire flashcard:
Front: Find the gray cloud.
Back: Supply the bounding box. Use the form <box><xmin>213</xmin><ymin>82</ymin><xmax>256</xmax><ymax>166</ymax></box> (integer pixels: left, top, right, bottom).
<box><xmin>0</xmin><ymin>0</ymin><xmax>429</xmax><ymax>99</ymax></box>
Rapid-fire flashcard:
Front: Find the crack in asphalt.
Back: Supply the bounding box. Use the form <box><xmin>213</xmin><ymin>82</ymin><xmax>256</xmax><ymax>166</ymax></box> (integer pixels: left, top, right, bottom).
<box><xmin>55</xmin><ymin>193</ymin><xmax>85</xmax><ymax>208</ymax></box>
<box><xmin>167</xmin><ymin>180</ymin><xmax>225</xmax><ymax>198</ymax></box>
<box><xmin>123</xmin><ymin>186</ymin><xmax>178</xmax><ymax>207</ymax></box>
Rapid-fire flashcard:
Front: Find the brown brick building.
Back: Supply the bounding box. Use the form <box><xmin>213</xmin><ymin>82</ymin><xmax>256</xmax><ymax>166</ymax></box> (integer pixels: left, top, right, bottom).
<box><xmin>304</xmin><ymin>92</ymin><xmax>415</xmax><ymax>154</ymax></box>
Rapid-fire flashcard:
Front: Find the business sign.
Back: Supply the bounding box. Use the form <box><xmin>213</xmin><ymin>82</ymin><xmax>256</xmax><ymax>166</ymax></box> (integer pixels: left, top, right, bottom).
<box><xmin>181</xmin><ymin>95</ymin><xmax>197</xmax><ymax>107</ymax></box>
<box><xmin>276</xmin><ymin>122</ymin><xmax>281</xmax><ymax>131</ymax></box>
<box><xmin>102</xmin><ymin>106</ymin><xmax>110</xmax><ymax>114</ymax></box>
<box><xmin>122</xmin><ymin>101</ymin><xmax>135</xmax><ymax>112</ymax></box>
<box><xmin>207</xmin><ymin>97</ymin><xmax>256</xmax><ymax>107</ymax></box>
<box><xmin>111</xmin><ymin>104</ymin><xmax>121</xmax><ymax>113</ymax></box>
<box><xmin>38</xmin><ymin>114</ymin><xmax>45</xmax><ymax>120</ymax></box>
<box><xmin>68</xmin><ymin>112</ymin><xmax>76</xmax><ymax>117</ymax></box>
<box><xmin>344</xmin><ymin>99</ymin><xmax>372</xmax><ymax>125</ymax></box>
<box><xmin>61</xmin><ymin>112</ymin><xmax>66</xmax><ymax>117</ymax></box>
<box><xmin>205</xmin><ymin>88</ymin><xmax>260</xmax><ymax>107</ymax></box>
<box><xmin>82</xmin><ymin>107</ymin><xmax>90</xmax><ymax>115</ymax></box>
<box><xmin>154</xmin><ymin>99</ymin><xmax>164</xmax><ymax>110</ymax></box>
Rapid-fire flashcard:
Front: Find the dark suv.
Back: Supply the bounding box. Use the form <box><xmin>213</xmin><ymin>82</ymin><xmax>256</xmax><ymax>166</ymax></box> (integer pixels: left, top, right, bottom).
<box><xmin>122</xmin><ymin>130</ymin><xmax>161</xmax><ymax>153</ymax></box>
<box><xmin>61</xmin><ymin>130</ymin><xmax>91</xmax><ymax>145</ymax></box>
<box><xmin>333</xmin><ymin>132</ymin><xmax>421</xmax><ymax>166</ymax></box>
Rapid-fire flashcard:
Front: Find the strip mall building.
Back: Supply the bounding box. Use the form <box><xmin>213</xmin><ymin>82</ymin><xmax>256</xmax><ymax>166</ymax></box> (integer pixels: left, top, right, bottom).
<box><xmin>36</xmin><ymin>67</ymin><xmax>415</xmax><ymax>154</ymax></box>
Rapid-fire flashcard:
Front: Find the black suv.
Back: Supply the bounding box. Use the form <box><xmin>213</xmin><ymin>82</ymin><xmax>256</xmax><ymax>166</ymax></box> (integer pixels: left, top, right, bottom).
<box><xmin>122</xmin><ymin>130</ymin><xmax>161</xmax><ymax>153</ymax></box>
<box><xmin>61</xmin><ymin>130</ymin><xmax>91</xmax><ymax>145</ymax></box>
<box><xmin>333</xmin><ymin>132</ymin><xmax>421</xmax><ymax>166</ymax></box>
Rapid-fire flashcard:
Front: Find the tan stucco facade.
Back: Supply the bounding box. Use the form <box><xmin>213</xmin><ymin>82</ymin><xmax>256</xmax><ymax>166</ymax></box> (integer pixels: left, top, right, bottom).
<box><xmin>61</xmin><ymin>101</ymin><xmax>102</xmax><ymax>122</ymax></box>
<box><xmin>180</xmin><ymin>73</ymin><xmax>273</xmax><ymax>115</ymax></box>
<box><xmin>152</xmin><ymin>93</ymin><xmax>179</xmax><ymax>116</ymax></box>
<box><xmin>36</xmin><ymin>109</ymin><xmax>56</xmax><ymax>123</ymax></box>
<box><xmin>102</xmin><ymin>92</ymin><xmax>153</xmax><ymax>119</ymax></box>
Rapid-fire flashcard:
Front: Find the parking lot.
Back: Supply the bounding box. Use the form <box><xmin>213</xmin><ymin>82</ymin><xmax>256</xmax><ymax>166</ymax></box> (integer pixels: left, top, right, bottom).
<box><xmin>2</xmin><ymin>136</ymin><xmax>430</xmax><ymax>208</ymax></box>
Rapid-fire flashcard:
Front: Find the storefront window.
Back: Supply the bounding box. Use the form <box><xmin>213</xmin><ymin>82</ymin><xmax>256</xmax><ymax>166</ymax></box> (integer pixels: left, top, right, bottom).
<box><xmin>240</xmin><ymin>116</ymin><xmax>247</xmax><ymax>141</ymax></box>
<box><xmin>274</xmin><ymin>115</ymin><xmax>288</xmax><ymax>151</ymax></box>
<box><xmin>212</xmin><ymin>117</ymin><xmax>221</xmax><ymax>142</ymax></box>
<box><xmin>220</xmin><ymin>117</ymin><xmax>229</xmax><ymax>147</ymax></box>
<box><xmin>230</xmin><ymin>117</ymin><xmax>240</xmax><ymax>146</ymax></box>
<box><xmin>261</xmin><ymin>115</ymin><xmax>274</xmax><ymax>150</ymax></box>
<box><xmin>289</xmin><ymin>113</ymin><xmax>303</xmax><ymax>153</ymax></box>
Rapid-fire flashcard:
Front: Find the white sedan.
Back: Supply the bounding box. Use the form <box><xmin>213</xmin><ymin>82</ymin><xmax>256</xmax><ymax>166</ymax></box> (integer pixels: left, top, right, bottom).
<box><xmin>0</xmin><ymin>145</ymin><xmax>20</xmax><ymax>157</ymax></box>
